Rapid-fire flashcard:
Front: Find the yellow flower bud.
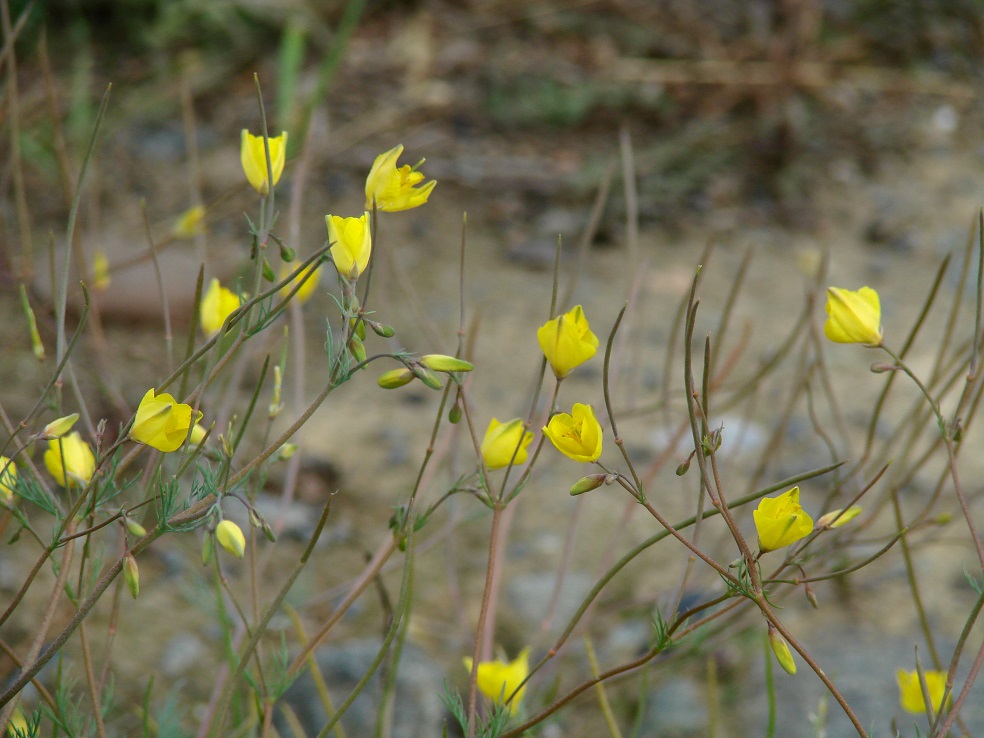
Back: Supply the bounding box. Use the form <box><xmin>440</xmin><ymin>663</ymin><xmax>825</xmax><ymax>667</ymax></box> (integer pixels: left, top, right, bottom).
<box><xmin>896</xmin><ymin>668</ymin><xmax>950</xmax><ymax>715</ymax></box>
<box><xmin>364</xmin><ymin>144</ymin><xmax>436</xmax><ymax>212</ymax></box>
<box><xmin>280</xmin><ymin>261</ymin><xmax>321</xmax><ymax>304</ymax></box>
<box><xmin>816</xmin><ymin>505</ymin><xmax>862</xmax><ymax>529</ymax></box>
<box><xmin>44</xmin><ymin>432</ymin><xmax>95</xmax><ymax>488</ymax></box>
<box><xmin>569</xmin><ymin>473</ymin><xmax>607</xmax><ymax>496</ymax></box>
<box><xmin>124</xmin><ymin>553</ymin><xmax>140</xmax><ymax>599</ymax></box>
<box><xmin>216</xmin><ymin>519</ymin><xmax>246</xmax><ymax>558</ymax></box>
<box><xmin>543</xmin><ymin>403</ymin><xmax>603</xmax><ymax>463</ymax></box>
<box><xmin>481</xmin><ymin>418</ymin><xmax>534</xmax><ymax>470</ymax></box>
<box><xmin>753</xmin><ymin>487</ymin><xmax>814</xmax><ymax>553</ymax></box>
<box><xmin>240</xmin><ymin>129</ymin><xmax>288</xmax><ymax>195</ymax></box>
<box><xmin>823</xmin><ymin>286</ymin><xmax>882</xmax><ymax>346</ymax></box>
<box><xmin>378</xmin><ymin>368</ymin><xmax>415</xmax><ymax>389</ymax></box>
<box><xmin>201</xmin><ymin>278</ymin><xmax>242</xmax><ymax>337</ymax></box>
<box><xmin>768</xmin><ymin>626</ymin><xmax>796</xmax><ymax>675</ymax></box>
<box><xmin>326</xmin><ymin>212</ymin><xmax>372</xmax><ymax>280</ymax></box>
<box><xmin>0</xmin><ymin>456</ymin><xmax>18</xmax><ymax>504</ymax></box>
<box><xmin>20</xmin><ymin>284</ymin><xmax>45</xmax><ymax>361</ymax></box>
<box><xmin>172</xmin><ymin>205</ymin><xmax>206</xmax><ymax>238</ymax></box>
<box><xmin>537</xmin><ymin>305</ymin><xmax>599</xmax><ymax>379</ymax></box>
<box><xmin>129</xmin><ymin>389</ymin><xmax>204</xmax><ymax>453</ymax></box>
<box><xmin>42</xmin><ymin>413</ymin><xmax>79</xmax><ymax>439</ymax></box>
<box><xmin>462</xmin><ymin>647</ymin><xmax>531</xmax><ymax>714</ymax></box>
<box><xmin>276</xmin><ymin>442</ymin><xmax>298</xmax><ymax>461</ymax></box>
<box><xmin>420</xmin><ymin>354</ymin><xmax>474</xmax><ymax>373</ymax></box>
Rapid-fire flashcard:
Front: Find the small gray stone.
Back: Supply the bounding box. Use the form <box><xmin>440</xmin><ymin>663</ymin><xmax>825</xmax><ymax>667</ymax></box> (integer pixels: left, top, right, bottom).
<box><xmin>276</xmin><ymin>638</ymin><xmax>446</xmax><ymax>738</ymax></box>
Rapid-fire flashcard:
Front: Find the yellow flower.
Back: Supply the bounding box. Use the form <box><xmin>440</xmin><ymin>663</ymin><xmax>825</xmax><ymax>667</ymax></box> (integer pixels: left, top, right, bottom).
<box><xmin>216</xmin><ymin>520</ymin><xmax>246</xmax><ymax>558</ymax></box>
<box><xmin>93</xmin><ymin>250</ymin><xmax>111</xmax><ymax>291</ymax></box>
<box><xmin>364</xmin><ymin>144</ymin><xmax>436</xmax><ymax>212</ymax></box>
<box><xmin>537</xmin><ymin>305</ymin><xmax>599</xmax><ymax>379</ymax></box>
<box><xmin>280</xmin><ymin>261</ymin><xmax>321</xmax><ymax>304</ymax></box>
<box><xmin>823</xmin><ymin>286</ymin><xmax>882</xmax><ymax>346</ymax></box>
<box><xmin>543</xmin><ymin>403</ymin><xmax>603</xmax><ymax>463</ymax></box>
<box><xmin>172</xmin><ymin>205</ymin><xmax>206</xmax><ymax>238</ymax></box>
<box><xmin>753</xmin><ymin>487</ymin><xmax>814</xmax><ymax>553</ymax></box>
<box><xmin>462</xmin><ymin>647</ymin><xmax>531</xmax><ymax>714</ymax></box>
<box><xmin>326</xmin><ymin>212</ymin><xmax>372</xmax><ymax>280</ymax></box>
<box><xmin>378</xmin><ymin>368</ymin><xmax>416</xmax><ymax>389</ymax></box>
<box><xmin>481</xmin><ymin>418</ymin><xmax>534</xmax><ymax>470</ymax></box>
<box><xmin>0</xmin><ymin>456</ymin><xmax>17</xmax><ymax>503</ymax></box>
<box><xmin>240</xmin><ymin>129</ymin><xmax>287</xmax><ymax>195</ymax></box>
<box><xmin>44</xmin><ymin>431</ymin><xmax>95</xmax><ymax>488</ymax></box>
<box><xmin>201</xmin><ymin>278</ymin><xmax>243</xmax><ymax>336</ymax></box>
<box><xmin>7</xmin><ymin>707</ymin><xmax>28</xmax><ymax>736</ymax></box>
<box><xmin>897</xmin><ymin>669</ymin><xmax>950</xmax><ymax>715</ymax></box>
<box><xmin>816</xmin><ymin>505</ymin><xmax>862</xmax><ymax>529</ymax></box>
<box><xmin>129</xmin><ymin>388</ymin><xmax>204</xmax><ymax>453</ymax></box>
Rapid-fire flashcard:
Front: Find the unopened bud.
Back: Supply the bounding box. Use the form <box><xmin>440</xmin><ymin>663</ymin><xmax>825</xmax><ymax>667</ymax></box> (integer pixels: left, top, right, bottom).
<box><xmin>269</xmin><ymin>365</ymin><xmax>283</xmax><ymax>419</ymax></box>
<box><xmin>412</xmin><ymin>366</ymin><xmax>444</xmax><ymax>390</ymax></box>
<box><xmin>20</xmin><ymin>284</ymin><xmax>45</xmax><ymax>360</ymax></box>
<box><xmin>349</xmin><ymin>317</ymin><xmax>367</xmax><ymax>341</ymax></box>
<box><xmin>816</xmin><ymin>506</ymin><xmax>862</xmax><ymax>529</ymax></box>
<box><xmin>448</xmin><ymin>403</ymin><xmax>462</xmax><ymax>424</ymax></box>
<box><xmin>369</xmin><ymin>321</ymin><xmax>395</xmax><ymax>338</ymax></box>
<box><xmin>125</xmin><ymin>518</ymin><xmax>147</xmax><ymax>538</ymax></box>
<box><xmin>675</xmin><ymin>458</ymin><xmax>691</xmax><ymax>476</ymax></box>
<box><xmin>570</xmin><ymin>474</ymin><xmax>607</xmax><ymax>496</ymax></box>
<box><xmin>216</xmin><ymin>520</ymin><xmax>246</xmax><ymax>558</ymax></box>
<box><xmin>261</xmin><ymin>521</ymin><xmax>278</xmax><ymax>543</ymax></box>
<box><xmin>279</xmin><ymin>243</ymin><xmax>295</xmax><ymax>262</ymax></box>
<box><xmin>768</xmin><ymin>626</ymin><xmax>796</xmax><ymax>675</ymax></box>
<box><xmin>42</xmin><ymin>413</ymin><xmax>80</xmax><ymax>439</ymax></box>
<box><xmin>261</xmin><ymin>257</ymin><xmax>276</xmax><ymax>283</ymax></box>
<box><xmin>277</xmin><ymin>442</ymin><xmax>298</xmax><ymax>460</ymax></box>
<box><xmin>870</xmin><ymin>362</ymin><xmax>899</xmax><ymax>374</ymax></box>
<box><xmin>378</xmin><ymin>368</ymin><xmax>415</xmax><ymax>389</ymax></box>
<box><xmin>124</xmin><ymin>553</ymin><xmax>140</xmax><ymax>599</ymax></box>
<box><xmin>805</xmin><ymin>584</ymin><xmax>819</xmax><ymax>609</ymax></box>
<box><xmin>188</xmin><ymin>423</ymin><xmax>209</xmax><ymax>448</ymax></box>
<box><xmin>348</xmin><ymin>334</ymin><xmax>367</xmax><ymax>363</ymax></box>
<box><xmin>420</xmin><ymin>354</ymin><xmax>474</xmax><ymax>373</ymax></box>
<box><xmin>248</xmin><ymin>508</ymin><xmax>264</xmax><ymax>529</ymax></box>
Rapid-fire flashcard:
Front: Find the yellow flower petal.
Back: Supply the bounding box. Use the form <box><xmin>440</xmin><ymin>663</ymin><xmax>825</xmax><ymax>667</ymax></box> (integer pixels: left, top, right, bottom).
<box><xmin>0</xmin><ymin>456</ymin><xmax>17</xmax><ymax>504</ymax></box>
<box><xmin>896</xmin><ymin>668</ymin><xmax>950</xmax><ymax>715</ymax></box>
<box><xmin>481</xmin><ymin>418</ymin><xmax>534</xmax><ymax>470</ymax></box>
<box><xmin>537</xmin><ymin>305</ymin><xmax>599</xmax><ymax>379</ymax></box>
<box><xmin>201</xmin><ymin>278</ymin><xmax>243</xmax><ymax>336</ymax></box>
